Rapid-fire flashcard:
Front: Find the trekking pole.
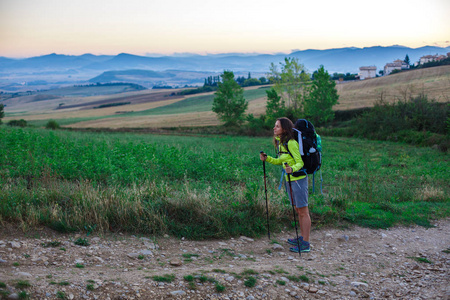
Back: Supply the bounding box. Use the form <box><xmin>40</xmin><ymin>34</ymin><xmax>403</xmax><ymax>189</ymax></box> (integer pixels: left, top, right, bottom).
<box><xmin>260</xmin><ymin>151</ymin><xmax>270</xmax><ymax>240</ymax></box>
<box><xmin>285</xmin><ymin>163</ymin><xmax>301</xmax><ymax>257</ymax></box>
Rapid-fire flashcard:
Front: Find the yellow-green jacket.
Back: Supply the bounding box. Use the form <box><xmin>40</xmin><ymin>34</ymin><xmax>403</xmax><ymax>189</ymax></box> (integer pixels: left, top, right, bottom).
<box><xmin>266</xmin><ymin>137</ymin><xmax>305</xmax><ymax>181</ymax></box>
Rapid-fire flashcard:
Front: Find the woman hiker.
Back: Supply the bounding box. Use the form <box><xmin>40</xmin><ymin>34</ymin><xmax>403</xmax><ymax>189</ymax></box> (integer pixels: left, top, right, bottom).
<box><xmin>259</xmin><ymin>117</ymin><xmax>311</xmax><ymax>253</ymax></box>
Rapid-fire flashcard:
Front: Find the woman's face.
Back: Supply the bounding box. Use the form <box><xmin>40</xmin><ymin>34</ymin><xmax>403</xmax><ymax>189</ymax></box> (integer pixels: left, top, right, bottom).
<box><xmin>274</xmin><ymin>120</ymin><xmax>283</xmax><ymax>137</ymax></box>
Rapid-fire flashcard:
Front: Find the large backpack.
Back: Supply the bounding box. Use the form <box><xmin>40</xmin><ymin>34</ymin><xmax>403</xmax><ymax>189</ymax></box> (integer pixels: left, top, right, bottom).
<box><xmin>282</xmin><ymin>119</ymin><xmax>323</xmax><ymax>193</ymax></box>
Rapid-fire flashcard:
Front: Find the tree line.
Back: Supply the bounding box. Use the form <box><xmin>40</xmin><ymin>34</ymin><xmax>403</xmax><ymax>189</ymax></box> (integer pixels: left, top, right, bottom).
<box><xmin>212</xmin><ymin>57</ymin><xmax>339</xmax><ymax>128</ymax></box>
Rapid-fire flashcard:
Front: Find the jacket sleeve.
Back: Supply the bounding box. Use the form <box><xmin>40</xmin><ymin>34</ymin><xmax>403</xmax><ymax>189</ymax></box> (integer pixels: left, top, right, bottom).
<box><xmin>266</xmin><ymin>155</ymin><xmax>282</xmax><ymax>165</ymax></box>
<box><xmin>287</xmin><ymin>139</ymin><xmax>304</xmax><ymax>173</ymax></box>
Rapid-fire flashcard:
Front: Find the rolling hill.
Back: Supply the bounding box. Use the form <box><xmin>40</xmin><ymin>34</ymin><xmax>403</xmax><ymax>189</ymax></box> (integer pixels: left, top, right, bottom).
<box><xmin>2</xmin><ymin>66</ymin><xmax>449</xmax><ymax>129</ymax></box>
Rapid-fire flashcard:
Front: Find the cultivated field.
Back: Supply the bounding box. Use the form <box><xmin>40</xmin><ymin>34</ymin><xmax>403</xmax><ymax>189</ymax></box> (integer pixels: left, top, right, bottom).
<box><xmin>2</xmin><ymin>66</ymin><xmax>449</xmax><ymax>128</ymax></box>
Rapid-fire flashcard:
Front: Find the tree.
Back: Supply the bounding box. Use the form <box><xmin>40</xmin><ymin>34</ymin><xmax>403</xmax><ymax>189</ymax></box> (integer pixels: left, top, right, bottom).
<box><xmin>268</xmin><ymin>57</ymin><xmax>310</xmax><ymax>114</ymax></box>
<box><xmin>212</xmin><ymin>71</ymin><xmax>248</xmax><ymax>126</ymax></box>
<box><xmin>264</xmin><ymin>88</ymin><xmax>286</xmax><ymax>128</ymax></box>
<box><xmin>0</xmin><ymin>104</ymin><xmax>4</xmax><ymax>124</ymax></box>
<box><xmin>304</xmin><ymin>65</ymin><xmax>339</xmax><ymax>126</ymax></box>
<box><xmin>404</xmin><ymin>54</ymin><xmax>410</xmax><ymax>66</ymax></box>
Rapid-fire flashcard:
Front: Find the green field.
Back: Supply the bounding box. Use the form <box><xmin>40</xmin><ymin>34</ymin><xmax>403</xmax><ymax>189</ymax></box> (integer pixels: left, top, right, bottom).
<box><xmin>121</xmin><ymin>86</ymin><xmax>270</xmax><ymax>117</ymax></box>
<box><xmin>1</xmin><ymin>126</ymin><xmax>448</xmax><ymax>238</ymax></box>
<box><xmin>38</xmin><ymin>83</ymin><xmax>146</xmax><ymax>97</ymax></box>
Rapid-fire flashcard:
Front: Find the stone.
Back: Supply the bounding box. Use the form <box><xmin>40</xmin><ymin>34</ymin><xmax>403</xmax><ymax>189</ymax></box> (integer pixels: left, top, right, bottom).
<box><xmin>240</xmin><ymin>236</ymin><xmax>254</xmax><ymax>242</ymax></box>
<box><xmin>170</xmin><ymin>290</ymin><xmax>186</xmax><ymax>296</ymax></box>
<box><xmin>7</xmin><ymin>293</ymin><xmax>19</xmax><ymax>300</ymax></box>
<box><xmin>170</xmin><ymin>259</ymin><xmax>182</xmax><ymax>266</ymax></box>
<box><xmin>337</xmin><ymin>235</ymin><xmax>349</xmax><ymax>242</ymax></box>
<box><xmin>16</xmin><ymin>272</ymin><xmax>32</xmax><ymax>277</ymax></box>
<box><xmin>10</xmin><ymin>242</ymin><xmax>20</xmax><ymax>249</ymax></box>
<box><xmin>272</xmin><ymin>244</ymin><xmax>284</xmax><ymax>250</ymax></box>
<box><xmin>351</xmin><ymin>282</ymin><xmax>369</xmax><ymax>288</ymax></box>
<box><xmin>139</xmin><ymin>250</ymin><xmax>153</xmax><ymax>256</ymax></box>
<box><xmin>308</xmin><ymin>287</ymin><xmax>318</xmax><ymax>293</ymax></box>
<box><xmin>127</xmin><ymin>253</ymin><xmax>140</xmax><ymax>259</ymax></box>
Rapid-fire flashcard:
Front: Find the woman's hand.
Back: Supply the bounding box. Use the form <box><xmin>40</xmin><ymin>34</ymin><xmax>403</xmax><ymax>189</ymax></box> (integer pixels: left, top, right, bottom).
<box><xmin>260</xmin><ymin>152</ymin><xmax>267</xmax><ymax>161</ymax></box>
<box><xmin>284</xmin><ymin>163</ymin><xmax>293</xmax><ymax>174</ymax></box>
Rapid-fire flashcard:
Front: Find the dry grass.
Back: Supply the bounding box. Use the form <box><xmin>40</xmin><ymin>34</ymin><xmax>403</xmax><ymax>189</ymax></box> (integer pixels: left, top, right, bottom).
<box><xmin>335</xmin><ymin>65</ymin><xmax>450</xmax><ymax>109</ymax></box>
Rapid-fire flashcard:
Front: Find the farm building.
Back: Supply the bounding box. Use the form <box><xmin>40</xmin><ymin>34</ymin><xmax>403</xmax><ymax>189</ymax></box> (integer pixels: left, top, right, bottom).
<box><xmin>359</xmin><ymin>66</ymin><xmax>377</xmax><ymax>80</ymax></box>
<box><xmin>384</xmin><ymin>59</ymin><xmax>409</xmax><ymax>76</ymax></box>
<box><xmin>419</xmin><ymin>54</ymin><xmax>448</xmax><ymax>65</ymax></box>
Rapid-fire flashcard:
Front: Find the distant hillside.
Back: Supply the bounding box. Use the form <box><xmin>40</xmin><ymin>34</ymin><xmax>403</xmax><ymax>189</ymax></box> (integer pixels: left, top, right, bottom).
<box><xmin>336</xmin><ymin>65</ymin><xmax>450</xmax><ymax>109</ymax></box>
<box><xmin>89</xmin><ymin>70</ymin><xmax>176</xmax><ymax>83</ymax></box>
<box><xmin>2</xmin><ymin>46</ymin><xmax>449</xmax><ymax>74</ymax></box>
<box><xmin>1</xmin><ymin>45</ymin><xmax>449</xmax><ymax>92</ymax></box>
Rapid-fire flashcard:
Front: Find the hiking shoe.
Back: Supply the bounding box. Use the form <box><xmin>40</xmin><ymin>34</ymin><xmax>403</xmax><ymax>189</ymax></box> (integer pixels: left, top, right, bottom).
<box><xmin>289</xmin><ymin>241</ymin><xmax>310</xmax><ymax>253</ymax></box>
<box><xmin>287</xmin><ymin>236</ymin><xmax>303</xmax><ymax>246</ymax></box>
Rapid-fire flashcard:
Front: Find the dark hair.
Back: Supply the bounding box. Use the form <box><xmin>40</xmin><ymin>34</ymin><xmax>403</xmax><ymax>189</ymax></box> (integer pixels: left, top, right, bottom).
<box><xmin>274</xmin><ymin>117</ymin><xmax>294</xmax><ymax>145</ymax></box>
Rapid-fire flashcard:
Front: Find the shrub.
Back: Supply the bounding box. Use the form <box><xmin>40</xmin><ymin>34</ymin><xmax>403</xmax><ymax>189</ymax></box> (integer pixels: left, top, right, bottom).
<box><xmin>45</xmin><ymin>120</ymin><xmax>60</xmax><ymax>130</ymax></box>
<box><xmin>7</xmin><ymin>119</ymin><xmax>27</xmax><ymax>127</ymax></box>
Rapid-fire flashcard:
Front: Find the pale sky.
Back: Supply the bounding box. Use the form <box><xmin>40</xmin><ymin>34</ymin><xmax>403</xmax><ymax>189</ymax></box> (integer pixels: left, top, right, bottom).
<box><xmin>1</xmin><ymin>0</ymin><xmax>449</xmax><ymax>58</ymax></box>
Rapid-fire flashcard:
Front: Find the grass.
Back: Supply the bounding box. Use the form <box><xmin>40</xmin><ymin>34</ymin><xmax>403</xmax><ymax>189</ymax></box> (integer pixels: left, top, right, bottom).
<box><xmin>74</xmin><ymin>238</ymin><xmax>90</xmax><ymax>246</ymax></box>
<box><xmin>407</xmin><ymin>257</ymin><xmax>433</xmax><ymax>264</ymax></box>
<box><xmin>56</xmin><ymin>291</ymin><xmax>66</xmax><ymax>299</ymax></box>
<box><xmin>42</xmin><ymin>241</ymin><xmax>61</xmax><ymax>247</ymax></box>
<box><xmin>244</xmin><ymin>276</ymin><xmax>257</xmax><ymax>287</ymax></box>
<box><xmin>299</xmin><ymin>275</ymin><xmax>310</xmax><ymax>282</ymax></box>
<box><xmin>0</xmin><ymin>126</ymin><xmax>448</xmax><ymax>238</ymax></box>
<box><xmin>15</xmin><ymin>280</ymin><xmax>31</xmax><ymax>289</ymax></box>
<box><xmin>120</xmin><ymin>87</ymin><xmax>270</xmax><ymax>117</ymax></box>
<box><xmin>276</xmin><ymin>280</ymin><xmax>286</xmax><ymax>285</ymax></box>
<box><xmin>152</xmin><ymin>274</ymin><xmax>175</xmax><ymax>282</ymax></box>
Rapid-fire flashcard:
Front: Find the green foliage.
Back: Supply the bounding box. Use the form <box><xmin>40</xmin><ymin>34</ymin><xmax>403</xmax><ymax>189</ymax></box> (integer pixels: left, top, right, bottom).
<box><xmin>323</xmin><ymin>96</ymin><xmax>449</xmax><ymax>151</ymax></box>
<box><xmin>0</xmin><ymin>104</ymin><xmax>4</xmax><ymax>124</ymax></box>
<box><xmin>56</xmin><ymin>291</ymin><xmax>66</xmax><ymax>299</ymax></box>
<box><xmin>244</xmin><ymin>276</ymin><xmax>257</xmax><ymax>287</ymax></box>
<box><xmin>93</xmin><ymin>102</ymin><xmax>130</xmax><ymax>109</ymax></box>
<box><xmin>15</xmin><ymin>280</ymin><xmax>31</xmax><ymax>289</ymax></box>
<box><xmin>177</xmin><ymin>86</ymin><xmax>217</xmax><ymax>96</ymax></box>
<box><xmin>74</xmin><ymin>238</ymin><xmax>90</xmax><ymax>247</ymax></box>
<box><xmin>152</xmin><ymin>274</ymin><xmax>175</xmax><ymax>282</ymax></box>
<box><xmin>304</xmin><ymin>65</ymin><xmax>339</xmax><ymax>126</ymax></box>
<box><xmin>268</xmin><ymin>57</ymin><xmax>310</xmax><ymax>113</ymax></box>
<box><xmin>45</xmin><ymin>120</ymin><xmax>60</xmax><ymax>130</ymax></box>
<box><xmin>215</xmin><ymin>282</ymin><xmax>226</xmax><ymax>292</ymax></box>
<box><xmin>212</xmin><ymin>71</ymin><xmax>248</xmax><ymax>126</ymax></box>
<box><xmin>331</xmin><ymin>72</ymin><xmax>357</xmax><ymax>81</ymax></box>
<box><xmin>264</xmin><ymin>88</ymin><xmax>286</xmax><ymax>128</ymax></box>
<box><xmin>42</xmin><ymin>241</ymin><xmax>62</xmax><ymax>247</ymax></box>
<box><xmin>7</xmin><ymin>119</ymin><xmax>27</xmax><ymax>127</ymax></box>
<box><xmin>0</xmin><ymin>282</ymin><xmax>6</xmax><ymax>288</ymax></box>
<box><xmin>18</xmin><ymin>291</ymin><xmax>30</xmax><ymax>299</ymax></box>
<box><xmin>0</xmin><ymin>127</ymin><xmax>448</xmax><ymax>238</ymax></box>
<box><xmin>407</xmin><ymin>257</ymin><xmax>433</xmax><ymax>264</ymax></box>
<box><xmin>299</xmin><ymin>275</ymin><xmax>309</xmax><ymax>282</ymax></box>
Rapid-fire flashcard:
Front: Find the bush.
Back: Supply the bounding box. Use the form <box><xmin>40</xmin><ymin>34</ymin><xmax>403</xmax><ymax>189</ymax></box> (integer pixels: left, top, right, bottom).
<box><xmin>7</xmin><ymin>119</ymin><xmax>28</xmax><ymax>127</ymax></box>
<box><xmin>45</xmin><ymin>120</ymin><xmax>60</xmax><ymax>130</ymax></box>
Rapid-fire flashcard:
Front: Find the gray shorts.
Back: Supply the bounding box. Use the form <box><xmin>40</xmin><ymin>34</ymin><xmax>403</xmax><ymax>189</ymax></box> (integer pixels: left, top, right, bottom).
<box><xmin>285</xmin><ymin>176</ymin><xmax>308</xmax><ymax>208</ymax></box>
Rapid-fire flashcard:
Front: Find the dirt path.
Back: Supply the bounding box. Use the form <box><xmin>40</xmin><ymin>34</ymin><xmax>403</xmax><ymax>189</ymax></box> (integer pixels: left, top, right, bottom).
<box><xmin>1</xmin><ymin>219</ymin><xmax>449</xmax><ymax>299</ymax></box>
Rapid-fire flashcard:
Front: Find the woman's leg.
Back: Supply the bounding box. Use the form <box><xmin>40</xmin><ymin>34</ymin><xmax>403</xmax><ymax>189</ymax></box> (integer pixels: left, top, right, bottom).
<box><xmin>296</xmin><ymin>206</ymin><xmax>311</xmax><ymax>242</ymax></box>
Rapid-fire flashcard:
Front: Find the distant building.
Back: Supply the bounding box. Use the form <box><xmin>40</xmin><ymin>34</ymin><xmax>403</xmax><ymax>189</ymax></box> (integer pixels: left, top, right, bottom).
<box><xmin>419</xmin><ymin>54</ymin><xmax>448</xmax><ymax>65</ymax></box>
<box><xmin>384</xmin><ymin>59</ymin><xmax>409</xmax><ymax>76</ymax></box>
<box><xmin>359</xmin><ymin>66</ymin><xmax>377</xmax><ymax>80</ymax></box>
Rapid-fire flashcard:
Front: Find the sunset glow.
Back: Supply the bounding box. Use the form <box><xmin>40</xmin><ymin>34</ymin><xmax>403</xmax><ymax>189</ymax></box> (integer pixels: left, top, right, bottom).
<box><xmin>0</xmin><ymin>0</ymin><xmax>449</xmax><ymax>58</ymax></box>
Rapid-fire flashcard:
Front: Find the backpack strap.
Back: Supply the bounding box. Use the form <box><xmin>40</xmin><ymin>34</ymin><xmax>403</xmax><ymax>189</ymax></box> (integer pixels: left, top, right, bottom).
<box><xmin>293</xmin><ymin>128</ymin><xmax>304</xmax><ymax>155</ymax></box>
